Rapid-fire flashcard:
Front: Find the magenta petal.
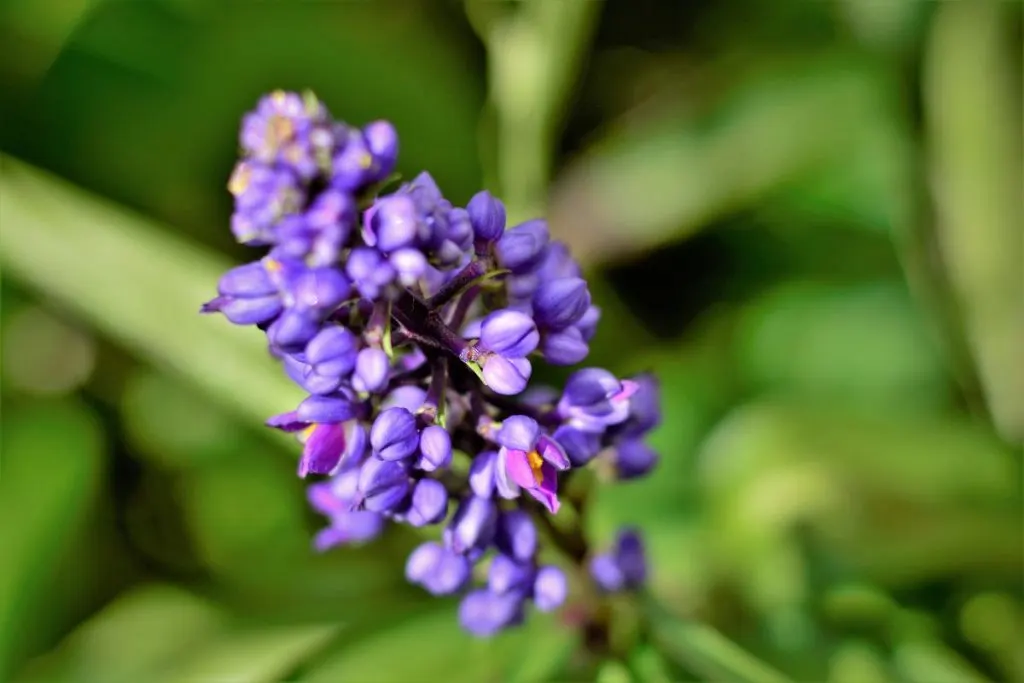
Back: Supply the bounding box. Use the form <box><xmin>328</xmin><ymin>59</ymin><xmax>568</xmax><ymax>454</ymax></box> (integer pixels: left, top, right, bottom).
<box><xmin>298</xmin><ymin>423</ymin><xmax>347</xmax><ymax>477</ymax></box>
<box><xmin>525</xmin><ymin>465</ymin><xmax>560</xmax><ymax>514</ymax></box>
<box><xmin>504</xmin><ymin>449</ymin><xmax>537</xmax><ymax>490</ymax></box>
<box><xmin>615</xmin><ymin>379</ymin><xmax>640</xmax><ymax>402</ymax></box>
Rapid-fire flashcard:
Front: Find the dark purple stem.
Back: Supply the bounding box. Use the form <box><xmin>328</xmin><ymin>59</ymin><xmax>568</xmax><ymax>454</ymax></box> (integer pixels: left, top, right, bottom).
<box><xmin>391</xmin><ymin>290</ymin><xmax>468</xmax><ymax>359</ymax></box>
<box><xmin>427</xmin><ymin>258</ymin><xmax>488</xmax><ymax>310</ymax></box>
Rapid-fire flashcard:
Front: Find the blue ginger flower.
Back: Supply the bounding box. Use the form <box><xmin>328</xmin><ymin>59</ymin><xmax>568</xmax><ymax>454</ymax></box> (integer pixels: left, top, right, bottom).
<box><xmin>202</xmin><ymin>90</ymin><xmax>662</xmax><ymax>639</ymax></box>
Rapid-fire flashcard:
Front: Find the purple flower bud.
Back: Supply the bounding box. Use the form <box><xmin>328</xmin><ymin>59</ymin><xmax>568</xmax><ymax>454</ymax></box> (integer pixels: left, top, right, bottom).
<box><xmin>536</xmin><ymin>240</ymin><xmax>582</xmax><ymax>282</ymax></box>
<box><xmin>621</xmin><ymin>373</ymin><xmax>661</xmax><ymax>438</ymax></box>
<box><xmin>559</xmin><ymin>368</ymin><xmax>637</xmax><ymax>432</ymax></box>
<box><xmin>363</xmin><ymin>120</ymin><xmax>398</xmax><ymax>182</ymax></box>
<box><xmin>614</xmin><ymin>439</ymin><xmax>658</xmax><ymax>479</ymax></box>
<box><xmin>352</xmin><ymin>347</ymin><xmax>390</xmax><ymax>394</ymax></box>
<box><xmin>576</xmin><ymin>305</ymin><xmax>601</xmax><ymax>341</ymax></box>
<box><xmin>380</xmin><ymin>385</ymin><xmax>427</xmax><ymax>413</ymax></box>
<box><xmin>302</xmin><ymin>326</ymin><xmax>358</xmax><ymax>393</ymax></box>
<box><xmin>488</xmin><ymin>554</ymin><xmax>535</xmax><ymax>595</ymax></box>
<box><xmin>552</xmin><ymin>424</ymin><xmax>601</xmax><ymax>466</ymax></box>
<box><xmin>446</xmin><ymin>496</ymin><xmax>497</xmax><ymax>554</ymax></box>
<box><xmin>313</xmin><ymin>511</ymin><xmax>384</xmax><ymax>551</ymax></box>
<box><xmin>218</xmin><ymin>261</ymin><xmax>277</xmax><ymax>297</ymax></box>
<box><xmin>267</xmin><ymin>309</ymin><xmax>321</xmax><ymax>351</ymax></box>
<box><xmin>458</xmin><ymin>590</ymin><xmax>525</xmax><ymax>637</ymax></box>
<box><xmin>296</xmin><ymin>391</ymin><xmax>360</xmax><ymax>423</ymax></box>
<box><xmin>368</xmin><ymin>195</ymin><xmax>421</xmax><ymax>252</ymax></box>
<box><xmin>417</xmin><ymin>425</ymin><xmax>452</xmax><ymax>472</ymax></box>
<box><xmin>468</xmin><ymin>451</ymin><xmax>498</xmax><ymax>498</ymax></box>
<box><xmin>370</xmin><ymin>407</ymin><xmax>419</xmax><ymax>461</ymax></box>
<box><xmin>389</xmin><ymin>248</ymin><xmax>428</xmax><ymax>285</ymax></box>
<box><xmin>467</xmin><ymin>190</ymin><xmax>506</xmax><ymax>245</ymax></box>
<box><xmin>446</xmin><ymin>207</ymin><xmax>474</xmax><ymax>251</ymax></box>
<box><xmin>293</xmin><ymin>267</ymin><xmax>351</xmax><ymax>313</ymax></box>
<box><xmin>201</xmin><ymin>261</ymin><xmax>283</xmax><ymax>325</ymax></box>
<box><xmin>406</xmin><ymin>542</ymin><xmax>471</xmax><ymax>596</ymax></box>
<box><xmin>616</xmin><ymin>529</ymin><xmax>648</xmax><ymax>586</ymax></box>
<box><xmin>346</xmin><ymin>247</ymin><xmax>395</xmax><ymax>300</ymax></box>
<box><xmin>481</xmin><ymin>355</ymin><xmax>532</xmax><ymax>396</ymax></box>
<box><xmin>405</xmin><ymin>479</ymin><xmax>449</xmax><ymax>526</ymax></box>
<box><xmin>332</xmin><ymin>131</ymin><xmax>373</xmax><ymax>191</ymax></box>
<box><xmin>201</xmin><ymin>294</ymin><xmax>282</xmax><ymax>326</ymax></box>
<box><xmin>532</xmin><ymin>566</ymin><xmax>567</xmax><ymax>612</ymax></box>
<box><xmin>495</xmin><ymin>510</ymin><xmax>537</xmax><ymax>562</ymax></box>
<box><xmin>589</xmin><ymin>554</ymin><xmax>625</xmax><ymax>593</ymax></box>
<box><xmin>496</xmin><ymin>219</ymin><xmax>549</xmax><ymax>273</ymax></box>
<box><xmin>540</xmin><ymin>327</ymin><xmax>589</xmax><ymax>365</ymax></box>
<box><xmin>357</xmin><ymin>457</ymin><xmax>411</xmax><ymax>512</ymax></box>
<box><xmin>479</xmin><ymin>309</ymin><xmax>539</xmax><ymax>357</ymax></box>
<box><xmin>533</xmin><ymin>278</ymin><xmax>590</xmax><ymax>331</ymax></box>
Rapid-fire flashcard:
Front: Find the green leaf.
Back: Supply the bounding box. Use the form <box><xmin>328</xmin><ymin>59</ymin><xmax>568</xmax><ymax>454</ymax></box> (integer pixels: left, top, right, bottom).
<box><xmin>151</xmin><ymin>622</ymin><xmax>341</xmax><ymax>683</ymax></box>
<box><xmin>924</xmin><ymin>1</ymin><xmax>1024</xmax><ymax>442</ymax></box>
<box><xmin>0</xmin><ymin>399</ymin><xmax>105</xmax><ymax>681</ymax></box>
<box><xmin>548</xmin><ymin>55</ymin><xmax>893</xmax><ymax>266</ymax></box>
<box><xmin>300</xmin><ymin>608</ymin><xmax>574</xmax><ymax>683</ymax></box>
<box><xmin>645</xmin><ymin>601</ymin><xmax>795</xmax><ymax>683</ymax></box>
<box><xmin>12</xmin><ymin>584</ymin><xmax>228</xmax><ymax>683</ymax></box>
<box><xmin>0</xmin><ymin>155</ymin><xmax>303</xmax><ymax>442</ymax></box>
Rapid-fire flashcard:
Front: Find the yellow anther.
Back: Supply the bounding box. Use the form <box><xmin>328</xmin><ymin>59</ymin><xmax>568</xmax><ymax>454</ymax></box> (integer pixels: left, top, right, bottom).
<box><xmin>227</xmin><ymin>162</ymin><xmax>252</xmax><ymax>196</ymax></box>
<box><xmin>527</xmin><ymin>450</ymin><xmax>544</xmax><ymax>485</ymax></box>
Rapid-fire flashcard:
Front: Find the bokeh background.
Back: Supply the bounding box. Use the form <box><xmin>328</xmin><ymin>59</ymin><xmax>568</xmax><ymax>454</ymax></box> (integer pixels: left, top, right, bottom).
<box><xmin>1</xmin><ymin>1</ymin><xmax>1021</xmax><ymax>681</ymax></box>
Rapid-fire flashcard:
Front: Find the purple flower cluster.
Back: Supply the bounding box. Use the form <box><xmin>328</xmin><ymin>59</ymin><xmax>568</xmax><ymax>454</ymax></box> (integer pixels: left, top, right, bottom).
<box><xmin>203</xmin><ymin>91</ymin><xmax>662</xmax><ymax>637</ymax></box>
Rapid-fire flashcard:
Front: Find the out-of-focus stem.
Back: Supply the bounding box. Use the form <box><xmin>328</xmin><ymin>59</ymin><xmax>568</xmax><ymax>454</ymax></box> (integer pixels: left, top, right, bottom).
<box><xmin>472</xmin><ymin>0</ymin><xmax>602</xmax><ymax>222</ymax></box>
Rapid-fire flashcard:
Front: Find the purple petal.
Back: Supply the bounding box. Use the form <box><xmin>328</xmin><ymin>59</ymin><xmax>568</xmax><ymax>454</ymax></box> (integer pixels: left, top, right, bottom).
<box><xmin>352</xmin><ymin>347</ymin><xmax>390</xmax><ymax>394</ymax></box>
<box><xmin>589</xmin><ymin>553</ymin><xmax>625</xmax><ymax>593</ymax></box>
<box><xmin>266</xmin><ymin>410</ymin><xmax>308</xmax><ymax>432</ymax></box>
<box><xmin>488</xmin><ymin>554</ymin><xmax>535</xmax><ymax>595</ymax></box>
<box><xmin>405</xmin><ymin>479</ymin><xmax>449</xmax><ymax>526</ymax></box>
<box><xmin>481</xmin><ymin>355</ymin><xmax>531</xmax><ymax>395</ymax></box>
<box><xmin>297</xmin><ymin>393</ymin><xmax>359</xmax><ymax>423</ymax></box>
<box><xmin>532</xmin><ymin>277</ymin><xmax>590</xmax><ymax>331</ymax></box>
<box><xmin>406</xmin><ymin>541</ymin><xmax>443</xmax><ymax>583</ymax></box>
<box><xmin>533</xmin><ymin>566</ymin><xmax>567</xmax><ymax>611</ymax></box>
<box><xmin>468</xmin><ymin>451</ymin><xmax>498</xmax><ymax>498</ymax></box>
<box><xmin>479</xmin><ymin>309</ymin><xmax>539</xmax><ymax>357</ymax></box>
<box><xmin>370</xmin><ymin>407</ymin><xmax>419</xmax><ymax>461</ymax></box>
<box><xmin>496</xmin><ymin>415</ymin><xmax>540</xmax><ymax>451</ymax></box>
<box><xmin>540</xmin><ymin>327</ymin><xmax>589</xmax><ymax>365</ymax></box>
<box><xmin>417</xmin><ymin>425</ymin><xmax>453</xmax><ymax>472</ymax></box>
<box><xmin>458</xmin><ymin>590</ymin><xmax>525</xmax><ymax>637</ymax></box>
<box><xmin>494</xmin><ymin>447</ymin><xmax>521</xmax><ymax>500</ymax></box>
<box><xmin>537</xmin><ymin>434</ymin><xmax>570</xmax><ymax>470</ymax></box>
<box><xmin>495</xmin><ymin>510</ymin><xmax>537</xmax><ymax>562</ymax></box>
<box><xmin>297</xmin><ymin>423</ymin><xmax>347</xmax><ymax>477</ymax></box>
<box><xmin>524</xmin><ymin>463</ymin><xmax>560</xmax><ymax>514</ymax></box>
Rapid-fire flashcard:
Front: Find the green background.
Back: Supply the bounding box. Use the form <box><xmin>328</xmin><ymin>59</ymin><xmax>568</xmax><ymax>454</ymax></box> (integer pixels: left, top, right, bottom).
<box><xmin>1</xmin><ymin>1</ymin><xmax>1021</xmax><ymax>681</ymax></box>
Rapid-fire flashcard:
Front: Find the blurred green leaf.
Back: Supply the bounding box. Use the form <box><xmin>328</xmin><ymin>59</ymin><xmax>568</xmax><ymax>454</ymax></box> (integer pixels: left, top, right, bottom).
<box><xmin>924</xmin><ymin>0</ymin><xmax>1024</xmax><ymax>442</ymax></box>
<box><xmin>0</xmin><ymin>155</ymin><xmax>303</xmax><ymax>443</ymax></box>
<box><xmin>826</xmin><ymin>641</ymin><xmax>890</xmax><ymax>683</ymax></box>
<box><xmin>697</xmin><ymin>400</ymin><xmax>1022</xmax><ymax>589</ymax></box>
<box><xmin>0</xmin><ymin>399</ymin><xmax>105</xmax><ymax>680</ymax></box>
<box><xmin>152</xmin><ymin>622</ymin><xmax>340</xmax><ymax>683</ymax></box>
<box><xmin>735</xmin><ymin>281</ymin><xmax>949</xmax><ymax>411</ymax></box>
<box><xmin>893</xmin><ymin>639</ymin><xmax>992</xmax><ymax>683</ymax></box>
<box><xmin>300</xmin><ymin>608</ymin><xmax>573</xmax><ymax>683</ymax></box>
<box><xmin>12</xmin><ymin>584</ymin><xmax>228</xmax><ymax>683</ymax></box>
<box><xmin>628</xmin><ymin>643</ymin><xmax>676</xmax><ymax>683</ymax></box>
<box><xmin>549</xmin><ymin>54</ymin><xmax>896</xmax><ymax>267</ymax></box>
<box><xmin>645</xmin><ymin>600</ymin><xmax>794</xmax><ymax>683</ymax></box>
